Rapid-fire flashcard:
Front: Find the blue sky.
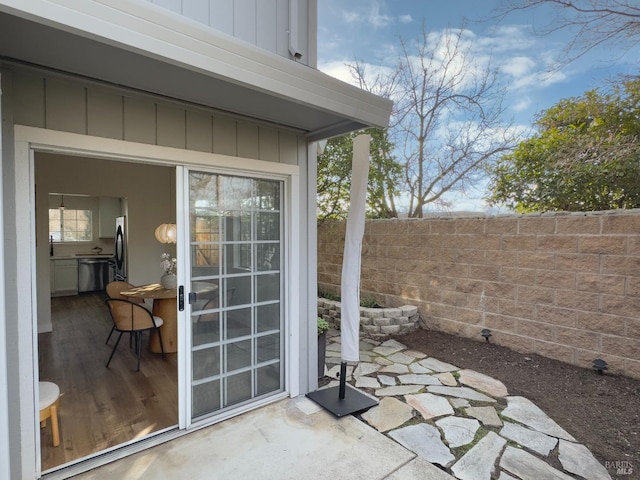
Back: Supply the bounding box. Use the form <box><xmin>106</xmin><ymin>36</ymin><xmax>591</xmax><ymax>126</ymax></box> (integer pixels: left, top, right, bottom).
<box><xmin>317</xmin><ymin>0</ymin><xmax>639</xmax><ymax>212</ymax></box>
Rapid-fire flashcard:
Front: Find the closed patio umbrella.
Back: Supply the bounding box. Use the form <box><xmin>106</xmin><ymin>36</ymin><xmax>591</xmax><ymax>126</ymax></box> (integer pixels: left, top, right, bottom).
<box><xmin>307</xmin><ymin>134</ymin><xmax>378</xmax><ymax>416</ymax></box>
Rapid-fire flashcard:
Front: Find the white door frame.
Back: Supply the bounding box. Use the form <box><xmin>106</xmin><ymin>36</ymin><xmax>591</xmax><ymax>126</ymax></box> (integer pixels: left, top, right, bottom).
<box><xmin>13</xmin><ymin>125</ymin><xmax>301</xmax><ymax>478</ymax></box>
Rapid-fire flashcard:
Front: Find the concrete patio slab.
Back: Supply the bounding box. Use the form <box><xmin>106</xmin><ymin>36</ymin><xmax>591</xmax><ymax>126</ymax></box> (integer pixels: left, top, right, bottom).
<box><xmin>386</xmin><ymin>457</ymin><xmax>456</xmax><ymax>480</ymax></box>
<box><xmin>74</xmin><ymin>397</ymin><xmax>415</xmax><ymax>480</ymax></box>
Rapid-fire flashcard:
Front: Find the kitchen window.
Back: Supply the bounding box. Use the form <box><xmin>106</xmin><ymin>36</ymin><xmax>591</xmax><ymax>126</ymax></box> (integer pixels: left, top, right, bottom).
<box><xmin>49</xmin><ymin>208</ymin><xmax>93</xmax><ymax>242</ymax></box>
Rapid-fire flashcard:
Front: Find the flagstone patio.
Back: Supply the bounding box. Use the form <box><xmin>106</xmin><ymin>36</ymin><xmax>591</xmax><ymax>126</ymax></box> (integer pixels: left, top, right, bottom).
<box><xmin>320</xmin><ymin>329</ymin><xmax>613</xmax><ymax>480</ymax></box>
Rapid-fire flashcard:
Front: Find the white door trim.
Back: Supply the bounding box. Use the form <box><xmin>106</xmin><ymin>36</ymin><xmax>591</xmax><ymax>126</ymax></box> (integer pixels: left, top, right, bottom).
<box><xmin>13</xmin><ymin>125</ymin><xmax>301</xmax><ymax>478</ymax></box>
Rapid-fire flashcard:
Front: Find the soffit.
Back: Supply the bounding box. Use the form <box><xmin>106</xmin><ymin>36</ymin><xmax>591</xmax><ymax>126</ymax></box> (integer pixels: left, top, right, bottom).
<box><xmin>0</xmin><ymin>1</ymin><xmax>392</xmax><ymax>141</ymax></box>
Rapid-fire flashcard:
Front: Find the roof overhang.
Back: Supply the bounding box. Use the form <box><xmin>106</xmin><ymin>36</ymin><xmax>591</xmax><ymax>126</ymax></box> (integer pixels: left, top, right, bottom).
<box><xmin>0</xmin><ymin>0</ymin><xmax>392</xmax><ymax>141</ymax></box>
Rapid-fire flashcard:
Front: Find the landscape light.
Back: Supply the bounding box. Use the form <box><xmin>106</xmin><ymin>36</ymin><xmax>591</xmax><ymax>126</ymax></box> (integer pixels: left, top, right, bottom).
<box><xmin>593</xmin><ymin>358</ymin><xmax>608</xmax><ymax>375</ymax></box>
<box><xmin>481</xmin><ymin>329</ymin><xmax>492</xmax><ymax>343</ymax></box>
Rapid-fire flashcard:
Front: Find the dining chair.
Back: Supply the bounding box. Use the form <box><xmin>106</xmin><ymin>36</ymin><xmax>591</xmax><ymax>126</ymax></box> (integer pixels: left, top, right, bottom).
<box><xmin>196</xmin><ymin>288</ymin><xmax>236</xmax><ymax>323</ymax></box>
<box><xmin>105</xmin><ymin>281</ymin><xmax>146</xmax><ymax>344</ymax></box>
<box><xmin>105</xmin><ymin>298</ymin><xmax>165</xmax><ymax>372</ymax></box>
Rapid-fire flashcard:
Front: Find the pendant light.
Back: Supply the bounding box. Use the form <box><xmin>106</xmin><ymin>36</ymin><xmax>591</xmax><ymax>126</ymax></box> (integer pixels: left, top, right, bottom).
<box><xmin>59</xmin><ymin>195</ymin><xmax>65</xmax><ymax>211</ymax></box>
<box><xmin>154</xmin><ymin>223</ymin><xmax>177</xmax><ymax>243</ymax></box>
<box><xmin>155</xmin><ymin>171</ymin><xmax>176</xmax><ymax>243</ymax></box>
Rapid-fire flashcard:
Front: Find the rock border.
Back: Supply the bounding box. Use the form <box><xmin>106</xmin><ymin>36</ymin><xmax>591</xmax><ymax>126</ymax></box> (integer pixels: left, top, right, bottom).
<box><xmin>318</xmin><ymin>298</ymin><xmax>420</xmax><ymax>339</ymax></box>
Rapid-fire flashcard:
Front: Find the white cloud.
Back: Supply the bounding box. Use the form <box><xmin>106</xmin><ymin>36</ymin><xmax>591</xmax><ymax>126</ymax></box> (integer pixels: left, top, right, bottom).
<box><xmin>342</xmin><ymin>11</ymin><xmax>361</xmax><ymax>24</ymax></box>
<box><xmin>318</xmin><ymin>60</ymin><xmax>357</xmax><ymax>85</ymax></box>
<box><xmin>370</xmin><ymin>14</ymin><xmax>394</xmax><ymax>27</ymax></box>
<box><xmin>501</xmin><ymin>56</ymin><xmax>536</xmax><ymax>78</ymax></box>
<box><xmin>512</xmin><ymin>97</ymin><xmax>533</xmax><ymax>112</ymax></box>
<box><xmin>399</xmin><ymin>14</ymin><xmax>413</xmax><ymax>24</ymax></box>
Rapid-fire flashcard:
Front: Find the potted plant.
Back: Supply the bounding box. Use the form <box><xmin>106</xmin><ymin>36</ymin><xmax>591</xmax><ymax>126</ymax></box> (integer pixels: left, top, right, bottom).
<box><xmin>317</xmin><ymin>317</ymin><xmax>330</xmax><ymax>379</ymax></box>
<box><xmin>160</xmin><ymin>252</ymin><xmax>177</xmax><ymax>289</ymax></box>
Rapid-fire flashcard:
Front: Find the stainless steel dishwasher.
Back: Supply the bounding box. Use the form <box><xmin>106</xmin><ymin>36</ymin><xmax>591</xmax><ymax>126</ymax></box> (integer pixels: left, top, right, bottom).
<box><xmin>77</xmin><ymin>257</ymin><xmax>112</xmax><ymax>292</ymax></box>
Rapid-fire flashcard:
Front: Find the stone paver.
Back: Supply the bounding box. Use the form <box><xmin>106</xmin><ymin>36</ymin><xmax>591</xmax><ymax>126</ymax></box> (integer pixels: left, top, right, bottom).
<box><xmin>353</xmin><ymin>362</ymin><xmax>381</xmax><ymax>378</ymax></box>
<box><xmin>451</xmin><ymin>431</ymin><xmax>507</xmax><ymax>480</ymax></box>
<box><xmin>465</xmin><ymin>406</ymin><xmax>502</xmax><ymax>427</ymax></box>
<box><xmin>435</xmin><ymin>372</ymin><xmax>457</xmax><ymax>386</ymax></box>
<box><xmin>361</xmin><ymin>397</ymin><xmax>415</xmax><ymax>432</ymax></box>
<box><xmin>458</xmin><ymin>369</ymin><xmax>508</xmax><ymax>397</ymax></box>
<box><xmin>373</xmin><ymin>346</ymin><xmax>405</xmax><ymax>357</ymax></box>
<box><xmin>388</xmin><ymin>424</ymin><xmax>455</xmax><ymax>467</ymax></box>
<box><xmin>558</xmin><ymin>440</ymin><xmax>612</xmax><ymax>480</ymax></box>
<box><xmin>319</xmin><ymin>330</ymin><xmax>610</xmax><ymax>480</ymax></box>
<box><xmin>409</xmin><ymin>363</ymin><xmax>433</xmax><ymax>374</ymax></box>
<box><xmin>404</xmin><ymin>350</ymin><xmax>427</xmax><ymax>359</ymax></box>
<box><xmin>378</xmin><ymin>375</ymin><xmax>397</xmax><ymax>386</ymax></box>
<box><xmin>405</xmin><ymin>393</ymin><xmax>454</xmax><ymax>420</ymax></box>
<box><xmin>386</xmin><ymin>457</ymin><xmax>456</xmax><ymax>480</ymax></box>
<box><xmin>387</xmin><ymin>352</ymin><xmax>417</xmax><ymax>365</ymax></box>
<box><xmin>380</xmin><ymin>363</ymin><xmax>410</xmax><ymax>374</ymax></box>
<box><xmin>374</xmin><ymin>356</ymin><xmax>394</xmax><ymax>366</ymax></box>
<box><xmin>398</xmin><ymin>374</ymin><xmax>441</xmax><ymax>386</ymax></box>
<box><xmin>448</xmin><ymin>398</ymin><xmax>470</xmax><ymax>409</ymax></box>
<box><xmin>500</xmin><ymin>446</ymin><xmax>575</xmax><ymax>480</ymax></box>
<box><xmin>355</xmin><ymin>376</ymin><xmax>381</xmax><ymax>389</ymax></box>
<box><xmin>427</xmin><ymin>386</ymin><xmax>496</xmax><ymax>403</ymax></box>
<box><xmin>376</xmin><ymin>385</ymin><xmax>424</xmax><ymax>397</ymax></box>
<box><xmin>500</xmin><ymin>422</ymin><xmax>557</xmax><ymax>456</ymax></box>
<box><xmin>502</xmin><ymin>396</ymin><xmax>576</xmax><ymax>441</ymax></box>
<box><xmin>435</xmin><ymin>416</ymin><xmax>480</xmax><ymax>448</ymax></box>
<box><xmin>418</xmin><ymin>357</ymin><xmax>459</xmax><ymax>372</ymax></box>
<box><xmin>380</xmin><ymin>339</ymin><xmax>407</xmax><ymax>350</ymax></box>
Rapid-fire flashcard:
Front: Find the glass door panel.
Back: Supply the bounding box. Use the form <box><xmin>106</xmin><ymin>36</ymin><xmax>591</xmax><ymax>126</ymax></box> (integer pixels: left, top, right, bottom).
<box><xmin>188</xmin><ymin>171</ymin><xmax>284</xmax><ymax>421</ymax></box>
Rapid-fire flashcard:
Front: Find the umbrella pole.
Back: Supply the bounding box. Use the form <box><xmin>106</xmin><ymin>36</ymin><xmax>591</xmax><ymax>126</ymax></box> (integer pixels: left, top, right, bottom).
<box><xmin>338</xmin><ymin>361</ymin><xmax>347</xmax><ymax>399</ymax></box>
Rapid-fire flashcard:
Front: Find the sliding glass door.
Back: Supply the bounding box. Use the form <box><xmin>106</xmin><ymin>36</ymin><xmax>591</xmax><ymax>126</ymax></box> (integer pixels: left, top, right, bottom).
<box><xmin>187</xmin><ymin>171</ymin><xmax>284</xmax><ymax>420</ymax></box>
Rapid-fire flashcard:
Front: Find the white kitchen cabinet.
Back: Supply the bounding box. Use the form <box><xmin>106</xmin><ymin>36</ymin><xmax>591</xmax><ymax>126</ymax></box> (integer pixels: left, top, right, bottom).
<box><xmin>98</xmin><ymin>196</ymin><xmax>121</xmax><ymax>238</ymax></box>
<box><xmin>51</xmin><ymin>259</ymin><xmax>78</xmax><ymax>296</ymax></box>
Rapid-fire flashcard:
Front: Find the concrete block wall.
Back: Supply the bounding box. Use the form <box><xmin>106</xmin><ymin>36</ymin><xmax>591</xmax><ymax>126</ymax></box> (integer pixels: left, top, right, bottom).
<box><xmin>317</xmin><ymin>211</ymin><xmax>640</xmax><ymax>378</ymax></box>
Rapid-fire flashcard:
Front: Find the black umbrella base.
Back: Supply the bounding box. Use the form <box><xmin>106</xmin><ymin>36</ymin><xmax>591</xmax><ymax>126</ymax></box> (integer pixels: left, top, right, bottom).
<box><xmin>307</xmin><ymin>361</ymin><xmax>378</xmax><ymax>417</ymax></box>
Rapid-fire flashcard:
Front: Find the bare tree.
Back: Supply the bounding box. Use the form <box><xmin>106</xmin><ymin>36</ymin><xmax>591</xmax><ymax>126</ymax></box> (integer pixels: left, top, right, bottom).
<box><xmin>496</xmin><ymin>0</ymin><xmax>640</xmax><ymax>64</ymax></box>
<box><xmin>353</xmin><ymin>24</ymin><xmax>518</xmax><ymax>217</ymax></box>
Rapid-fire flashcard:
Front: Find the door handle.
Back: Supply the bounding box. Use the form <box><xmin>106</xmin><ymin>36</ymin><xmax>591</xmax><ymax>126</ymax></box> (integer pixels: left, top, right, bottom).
<box><xmin>179</xmin><ymin>285</ymin><xmax>184</xmax><ymax>311</ymax></box>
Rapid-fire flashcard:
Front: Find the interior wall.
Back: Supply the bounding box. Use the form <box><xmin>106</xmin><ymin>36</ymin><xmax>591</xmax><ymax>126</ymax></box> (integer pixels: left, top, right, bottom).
<box><xmin>35</xmin><ymin>153</ymin><xmax>175</xmax><ymax>332</ymax></box>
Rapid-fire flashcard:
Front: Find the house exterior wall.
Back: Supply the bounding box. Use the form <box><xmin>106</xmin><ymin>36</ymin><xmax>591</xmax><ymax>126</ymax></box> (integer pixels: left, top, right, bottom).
<box><xmin>143</xmin><ymin>0</ymin><xmax>316</xmax><ymax>65</ymax></box>
<box><xmin>317</xmin><ymin>213</ymin><xmax>640</xmax><ymax>379</ymax></box>
<box><xmin>10</xmin><ymin>69</ymin><xmax>303</xmax><ymax>161</ymax></box>
<box><xmin>8</xmin><ymin>66</ymin><xmax>306</xmax><ymax>333</ymax></box>
<box><xmin>1</xmin><ymin>64</ymin><xmax>315</xmax><ymax>479</ymax></box>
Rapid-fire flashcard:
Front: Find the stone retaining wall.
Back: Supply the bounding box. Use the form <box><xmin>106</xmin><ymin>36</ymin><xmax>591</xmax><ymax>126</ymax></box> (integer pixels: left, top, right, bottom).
<box><xmin>317</xmin><ymin>298</ymin><xmax>420</xmax><ymax>340</ymax></box>
<box><xmin>317</xmin><ymin>210</ymin><xmax>640</xmax><ymax>378</ymax></box>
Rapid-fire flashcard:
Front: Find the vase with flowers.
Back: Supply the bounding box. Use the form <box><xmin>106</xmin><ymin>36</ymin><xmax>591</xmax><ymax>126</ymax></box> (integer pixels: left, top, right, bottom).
<box><xmin>160</xmin><ymin>252</ymin><xmax>177</xmax><ymax>289</ymax></box>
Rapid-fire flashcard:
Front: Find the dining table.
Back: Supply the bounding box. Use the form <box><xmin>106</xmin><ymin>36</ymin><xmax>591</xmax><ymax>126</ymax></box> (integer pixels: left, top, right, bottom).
<box><xmin>120</xmin><ymin>281</ymin><xmax>219</xmax><ymax>354</ymax></box>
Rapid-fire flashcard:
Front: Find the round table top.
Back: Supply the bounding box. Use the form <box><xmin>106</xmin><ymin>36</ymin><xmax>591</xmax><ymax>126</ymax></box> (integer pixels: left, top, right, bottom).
<box><xmin>120</xmin><ymin>283</ymin><xmax>176</xmax><ymax>299</ymax></box>
<box><xmin>121</xmin><ymin>281</ymin><xmax>217</xmax><ymax>300</ymax></box>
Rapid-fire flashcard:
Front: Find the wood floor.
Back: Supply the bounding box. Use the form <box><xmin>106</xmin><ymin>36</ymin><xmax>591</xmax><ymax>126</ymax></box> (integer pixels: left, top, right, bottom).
<box><xmin>38</xmin><ymin>292</ymin><xmax>178</xmax><ymax>472</ymax></box>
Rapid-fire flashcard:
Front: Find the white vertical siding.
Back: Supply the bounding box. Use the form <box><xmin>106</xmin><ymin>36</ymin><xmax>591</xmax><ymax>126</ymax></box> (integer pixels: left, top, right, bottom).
<box><xmin>183</xmin><ymin>0</ymin><xmax>210</xmax><ymax>23</ymax></box>
<box><xmin>210</xmin><ymin>0</ymin><xmax>234</xmax><ymax>36</ymax></box>
<box><xmin>257</xmin><ymin>0</ymin><xmax>278</xmax><ymax>54</ymax></box>
<box><xmin>144</xmin><ymin>0</ymin><xmax>311</xmax><ymax>63</ymax></box>
<box><xmin>233</xmin><ymin>0</ymin><xmax>257</xmax><ymax>45</ymax></box>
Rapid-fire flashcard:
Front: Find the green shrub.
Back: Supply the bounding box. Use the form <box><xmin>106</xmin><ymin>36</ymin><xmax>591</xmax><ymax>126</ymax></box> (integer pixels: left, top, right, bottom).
<box><xmin>317</xmin><ymin>317</ymin><xmax>330</xmax><ymax>334</ymax></box>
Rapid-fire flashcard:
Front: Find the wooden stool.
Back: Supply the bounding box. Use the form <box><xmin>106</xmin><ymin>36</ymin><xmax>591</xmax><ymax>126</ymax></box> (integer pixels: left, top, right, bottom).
<box><xmin>39</xmin><ymin>381</ymin><xmax>60</xmax><ymax>447</ymax></box>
